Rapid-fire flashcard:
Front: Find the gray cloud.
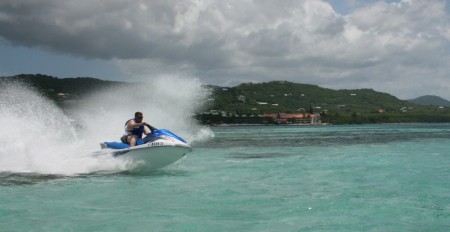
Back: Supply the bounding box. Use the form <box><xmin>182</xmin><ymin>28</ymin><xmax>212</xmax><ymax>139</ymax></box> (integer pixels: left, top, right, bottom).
<box><xmin>0</xmin><ymin>0</ymin><xmax>449</xmax><ymax>99</ymax></box>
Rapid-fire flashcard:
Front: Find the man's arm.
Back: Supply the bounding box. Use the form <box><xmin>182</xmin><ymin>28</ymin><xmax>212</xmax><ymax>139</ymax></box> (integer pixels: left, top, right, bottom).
<box><xmin>127</xmin><ymin>120</ymin><xmax>147</xmax><ymax>131</ymax></box>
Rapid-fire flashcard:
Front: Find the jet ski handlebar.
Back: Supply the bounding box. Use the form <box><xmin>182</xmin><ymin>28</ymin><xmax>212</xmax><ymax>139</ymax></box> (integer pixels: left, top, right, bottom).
<box><xmin>144</xmin><ymin>123</ymin><xmax>158</xmax><ymax>131</ymax></box>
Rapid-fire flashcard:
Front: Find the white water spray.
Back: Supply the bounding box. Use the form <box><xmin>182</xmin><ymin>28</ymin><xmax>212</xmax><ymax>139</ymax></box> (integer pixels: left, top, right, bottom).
<box><xmin>0</xmin><ymin>76</ymin><xmax>213</xmax><ymax>175</ymax></box>
<box><xmin>70</xmin><ymin>75</ymin><xmax>213</xmax><ymax>147</ymax></box>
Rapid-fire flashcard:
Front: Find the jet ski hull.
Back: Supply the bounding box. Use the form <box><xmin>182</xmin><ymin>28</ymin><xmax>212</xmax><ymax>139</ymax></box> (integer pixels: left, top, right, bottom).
<box><xmin>98</xmin><ymin>129</ymin><xmax>192</xmax><ymax>171</ymax></box>
<box><xmin>112</xmin><ymin>145</ymin><xmax>192</xmax><ymax>170</ymax></box>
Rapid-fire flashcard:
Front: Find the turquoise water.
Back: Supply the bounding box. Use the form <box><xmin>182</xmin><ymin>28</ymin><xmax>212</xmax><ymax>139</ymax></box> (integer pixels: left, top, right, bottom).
<box><xmin>1</xmin><ymin>124</ymin><xmax>450</xmax><ymax>231</ymax></box>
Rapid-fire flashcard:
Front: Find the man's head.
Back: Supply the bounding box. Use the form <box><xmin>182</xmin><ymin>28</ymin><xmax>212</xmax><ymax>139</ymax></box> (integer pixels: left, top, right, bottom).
<box><xmin>135</xmin><ymin>112</ymin><xmax>143</xmax><ymax>122</ymax></box>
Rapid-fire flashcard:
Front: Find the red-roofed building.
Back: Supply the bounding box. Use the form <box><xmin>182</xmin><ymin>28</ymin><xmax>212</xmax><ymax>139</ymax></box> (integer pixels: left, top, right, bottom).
<box><xmin>263</xmin><ymin>113</ymin><xmax>320</xmax><ymax>124</ymax></box>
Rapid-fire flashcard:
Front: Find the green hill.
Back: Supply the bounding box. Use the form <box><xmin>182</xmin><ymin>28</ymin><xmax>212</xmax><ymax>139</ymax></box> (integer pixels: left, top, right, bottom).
<box><xmin>0</xmin><ymin>73</ymin><xmax>124</xmax><ymax>94</ymax></box>
<box><xmin>408</xmin><ymin>95</ymin><xmax>450</xmax><ymax>107</ymax></box>
<box><xmin>208</xmin><ymin>81</ymin><xmax>417</xmax><ymax>113</ymax></box>
<box><xmin>0</xmin><ymin>74</ymin><xmax>126</xmax><ymax>105</ymax></box>
<box><xmin>204</xmin><ymin>81</ymin><xmax>450</xmax><ymax>124</ymax></box>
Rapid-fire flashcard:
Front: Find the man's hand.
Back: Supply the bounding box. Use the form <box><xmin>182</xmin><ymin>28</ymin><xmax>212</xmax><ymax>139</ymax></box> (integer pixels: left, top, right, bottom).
<box><xmin>144</xmin><ymin>123</ymin><xmax>156</xmax><ymax>131</ymax></box>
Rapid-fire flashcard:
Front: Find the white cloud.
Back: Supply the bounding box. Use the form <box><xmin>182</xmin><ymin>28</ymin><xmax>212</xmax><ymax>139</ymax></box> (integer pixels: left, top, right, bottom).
<box><xmin>0</xmin><ymin>0</ymin><xmax>449</xmax><ymax>99</ymax></box>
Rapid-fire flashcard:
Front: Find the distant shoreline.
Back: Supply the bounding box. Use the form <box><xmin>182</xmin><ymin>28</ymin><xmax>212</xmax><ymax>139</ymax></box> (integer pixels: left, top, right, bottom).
<box><xmin>207</xmin><ymin>122</ymin><xmax>449</xmax><ymax>127</ymax></box>
<box><xmin>208</xmin><ymin>123</ymin><xmax>330</xmax><ymax>127</ymax></box>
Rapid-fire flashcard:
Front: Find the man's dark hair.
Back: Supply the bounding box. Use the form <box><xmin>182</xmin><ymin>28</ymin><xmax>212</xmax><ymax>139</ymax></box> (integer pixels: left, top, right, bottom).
<box><xmin>135</xmin><ymin>112</ymin><xmax>143</xmax><ymax>118</ymax></box>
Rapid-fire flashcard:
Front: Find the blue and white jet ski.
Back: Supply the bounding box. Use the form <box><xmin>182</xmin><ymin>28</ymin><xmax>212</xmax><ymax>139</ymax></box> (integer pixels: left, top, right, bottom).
<box><xmin>98</xmin><ymin>129</ymin><xmax>192</xmax><ymax>170</ymax></box>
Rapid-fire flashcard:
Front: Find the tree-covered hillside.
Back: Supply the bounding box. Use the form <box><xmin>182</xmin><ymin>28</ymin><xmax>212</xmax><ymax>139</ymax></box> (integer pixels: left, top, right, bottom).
<box><xmin>0</xmin><ymin>74</ymin><xmax>126</xmax><ymax>105</ymax></box>
<box><xmin>408</xmin><ymin>95</ymin><xmax>450</xmax><ymax>107</ymax></box>
<box><xmin>208</xmin><ymin>81</ymin><xmax>421</xmax><ymax>114</ymax></box>
<box><xmin>204</xmin><ymin>81</ymin><xmax>450</xmax><ymax>124</ymax></box>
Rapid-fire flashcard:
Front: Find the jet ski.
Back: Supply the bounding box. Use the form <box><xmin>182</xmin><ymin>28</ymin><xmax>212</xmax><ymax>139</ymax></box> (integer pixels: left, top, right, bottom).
<box><xmin>97</xmin><ymin>129</ymin><xmax>192</xmax><ymax>170</ymax></box>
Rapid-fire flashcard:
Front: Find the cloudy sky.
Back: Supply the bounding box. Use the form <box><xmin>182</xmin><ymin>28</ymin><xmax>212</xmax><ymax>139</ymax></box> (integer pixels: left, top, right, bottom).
<box><xmin>1</xmin><ymin>0</ymin><xmax>449</xmax><ymax>100</ymax></box>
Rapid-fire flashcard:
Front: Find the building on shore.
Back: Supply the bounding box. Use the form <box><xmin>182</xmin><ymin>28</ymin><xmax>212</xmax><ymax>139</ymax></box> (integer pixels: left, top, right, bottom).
<box><xmin>198</xmin><ymin>111</ymin><xmax>321</xmax><ymax>125</ymax></box>
<box><xmin>263</xmin><ymin>113</ymin><xmax>321</xmax><ymax>124</ymax></box>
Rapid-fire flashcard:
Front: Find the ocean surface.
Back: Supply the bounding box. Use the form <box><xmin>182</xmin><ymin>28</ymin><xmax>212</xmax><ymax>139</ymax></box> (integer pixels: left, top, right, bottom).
<box><xmin>1</xmin><ymin>124</ymin><xmax>449</xmax><ymax>231</ymax></box>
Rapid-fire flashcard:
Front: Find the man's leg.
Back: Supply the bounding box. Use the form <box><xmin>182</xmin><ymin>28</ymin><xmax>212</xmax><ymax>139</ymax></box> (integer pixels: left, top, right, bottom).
<box><xmin>127</xmin><ymin>135</ymin><xmax>138</xmax><ymax>147</ymax></box>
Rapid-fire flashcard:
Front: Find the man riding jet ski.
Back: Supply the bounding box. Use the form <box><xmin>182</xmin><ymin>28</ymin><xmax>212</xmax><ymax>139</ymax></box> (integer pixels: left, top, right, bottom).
<box><xmin>98</xmin><ymin>112</ymin><xmax>192</xmax><ymax>170</ymax></box>
<box><xmin>121</xmin><ymin>112</ymin><xmax>156</xmax><ymax>147</ymax></box>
